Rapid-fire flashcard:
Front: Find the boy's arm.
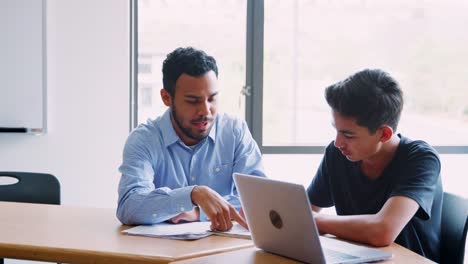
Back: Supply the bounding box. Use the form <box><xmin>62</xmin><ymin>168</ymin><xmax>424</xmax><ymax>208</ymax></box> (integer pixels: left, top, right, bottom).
<box><xmin>311</xmin><ymin>205</ymin><xmax>322</xmax><ymax>213</ymax></box>
<box><xmin>314</xmin><ymin>196</ymin><xmax>419</xmax><ymax>246</ymax></box>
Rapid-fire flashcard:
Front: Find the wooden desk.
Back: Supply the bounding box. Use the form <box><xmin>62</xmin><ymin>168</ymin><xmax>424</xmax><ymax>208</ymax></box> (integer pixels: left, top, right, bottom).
<box><xmin>171</xmin><ymin>241</ymin><xmax>435</xmax><ymax>264</ymax></box>
<box><xmin>0</xmin><ymin>202</ymin><xmax>253</xmax><ymax>264</ymax></box>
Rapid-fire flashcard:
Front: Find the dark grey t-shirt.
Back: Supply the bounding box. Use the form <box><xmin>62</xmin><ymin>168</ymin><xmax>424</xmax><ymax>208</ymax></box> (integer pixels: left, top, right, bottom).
<box><xmin>307</xmin><ymin>134</ymin><xmax>442</xmax><ymax>262</ymax></box>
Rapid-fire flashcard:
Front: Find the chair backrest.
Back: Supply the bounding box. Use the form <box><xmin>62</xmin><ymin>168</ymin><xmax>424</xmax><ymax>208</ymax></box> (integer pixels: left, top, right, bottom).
<box><xmin>440</xmin><ymin>192</ymin><xmax>468</xmax><ymax>264</ymax></box>
<box><xmin>0</xmin><ymin>171</ymin><xmax>60</xmax><ymax>205</ymax></box>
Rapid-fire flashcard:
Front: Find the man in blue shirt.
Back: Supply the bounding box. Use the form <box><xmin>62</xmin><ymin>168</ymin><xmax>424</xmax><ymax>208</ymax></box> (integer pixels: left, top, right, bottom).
<box><xmin>117</xmin><ymin>47</ymin><xmax>265</xmax><ymax>231</ymax></box>
<box><xmin>308</xmin><ymin>69</ymin><xmax>442</xmax><ymax>262</ymax></box>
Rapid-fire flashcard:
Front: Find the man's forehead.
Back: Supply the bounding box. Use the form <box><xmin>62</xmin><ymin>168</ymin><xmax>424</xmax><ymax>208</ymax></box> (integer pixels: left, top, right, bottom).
<box><xmin>177</xmin><ymin>71</ymin><xmax>217</xmax><ymax>82</ymax></box>
<box><xmin>176</xmin><ymin>71</ymin><xmax>218</xmax><ymax>86</ymax></box>
<box><xmin>175</xmin><ymin>72</ymin><xmax>217</xmax><ymax>90</ymax></box>
<box><xmin>183</xmin><ymin>91</ymin><xmax>219</xmax><ymax>98</ymax></box>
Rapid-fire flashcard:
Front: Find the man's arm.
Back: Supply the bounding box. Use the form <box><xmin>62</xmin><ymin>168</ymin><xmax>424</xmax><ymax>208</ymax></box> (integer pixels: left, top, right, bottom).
<box><xmin>186</xmin><ymin>119</ymin><xmax>264</xmax><ymax>229</ymax></box>
<box><xmin>191</xmin><ymin>185</ymin><xmax>248</xmax><ymax>230</ymax></box>
<box><xmin>169</xmin><ymin>188</ymin><xmax>249</xmax><ymax>231</ymax></box>
<box><xmin>232</xmin><ymin>120</ymin><xmax>265</xmax><ymax>177</ymax></box>
<box><xmin>117</xmin><ymin>180</ymin><xmax>197</xmax><ymax>225</ymax></box>
<box><xmin>116</xmin><ymin>130</ymin><xmax>196</xmax><ymax>225</ymax></box>
<box><xmin>314</xmin><ymin>196</ymin><xmax>419</xmax><ymax>246</ymax></box>
<box><xmin>170</xmin><ymin>119</ymin><xmax>264</xmax><ymax>230</ymax></box>
<box><xmin>226</xmin><ymin>119</ymin><xmax>266</xmax><ymax>212</ymax></box>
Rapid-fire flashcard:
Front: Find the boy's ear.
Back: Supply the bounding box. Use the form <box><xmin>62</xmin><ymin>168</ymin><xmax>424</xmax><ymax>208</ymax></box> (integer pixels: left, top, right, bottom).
<box><xmin>380</xmin><ymin>125</ymin><xmax>394</xmax><ymax>142</ymax></box>
<box><xmin>160</xmin><ymin>89</ymin><xmax>172</xmax><ymax>107</ymax></box>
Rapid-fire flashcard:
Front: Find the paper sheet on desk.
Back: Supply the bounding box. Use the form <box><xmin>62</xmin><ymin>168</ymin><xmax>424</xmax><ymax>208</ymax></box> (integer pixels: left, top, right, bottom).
<box><xmin>207</xmin><ymin>223</ymin><xmax>251</xmax><ymax>239</ymax></box>
<box><xmin>122</xmin><ymin>222</ymin><xmax>211</xmax><ymax>240</ymax></box>
<box><xmin>122</xmin><ymin>222</ymin><xmax>251</xmax><ymax>240</ymax></box>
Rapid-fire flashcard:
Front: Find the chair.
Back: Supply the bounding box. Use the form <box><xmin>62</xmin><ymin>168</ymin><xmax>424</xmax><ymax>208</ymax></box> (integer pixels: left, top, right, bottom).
<box><xmin>0</xmin><ymin>171</ymin><xmax>61</xmax><ymax>264</ymax></box>
<box><xmin>0</xmin><ymin>171</ymin><xmax>60</xmax><ymax>205</ymax></box>
<box><xmin>440</xmin><ymin>192</ymin><xmax>468</xmax><ymax>264</ymax></box>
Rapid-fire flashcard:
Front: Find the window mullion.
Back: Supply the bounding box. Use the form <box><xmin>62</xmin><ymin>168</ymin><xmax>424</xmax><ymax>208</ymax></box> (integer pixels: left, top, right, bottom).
<box><xmin>245</xmin><ymin>0</ymin><xmax>264</xmax><ymax>149</ymax></box>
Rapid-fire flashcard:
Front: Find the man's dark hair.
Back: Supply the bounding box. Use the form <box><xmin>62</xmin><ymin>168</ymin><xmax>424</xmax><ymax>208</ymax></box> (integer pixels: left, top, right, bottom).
<box><xmin>325</xmin><ymin>69</ymin><xmax>403</xmax><ymax>133</ymax></box>
<box><xmin>162</xmin><ymin>47</ymin><xmax>218</xmax><ymax>96</ymax></box>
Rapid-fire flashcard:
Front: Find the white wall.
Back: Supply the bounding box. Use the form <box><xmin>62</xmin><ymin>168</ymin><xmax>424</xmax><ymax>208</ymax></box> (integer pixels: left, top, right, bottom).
<box><xmin>0</xmin><ymin>0</ymin><xmax>129</xmax><ymax>209</ymax></box>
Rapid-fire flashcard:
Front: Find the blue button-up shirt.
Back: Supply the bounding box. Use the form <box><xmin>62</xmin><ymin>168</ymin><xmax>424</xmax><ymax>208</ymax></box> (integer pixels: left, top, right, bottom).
<box><xmin>117</xmin><ymin>109</ymin><xmax>265</xmax><ymax>225</ymax></box>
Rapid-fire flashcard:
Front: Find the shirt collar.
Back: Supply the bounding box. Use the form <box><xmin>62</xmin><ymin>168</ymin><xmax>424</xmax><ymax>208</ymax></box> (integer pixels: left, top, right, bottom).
<box><xmin>207</xmin><ymin>116</ymin><xmax>217</xmax><ymax>143</ymax></box>
<box><xmin>160</xmin><ymin>109</ymin><xmax>217</xmax><ymax>147</ymax></box>
<box><xmin>160</xmin><ymin>109</ymin><xmax>179</xmax><ymax>147</ymax></box>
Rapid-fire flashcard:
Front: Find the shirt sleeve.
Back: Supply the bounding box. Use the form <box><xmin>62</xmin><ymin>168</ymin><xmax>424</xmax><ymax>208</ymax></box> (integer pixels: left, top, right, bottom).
<box><xmin>307</xmin><ymin>143</ymin><xmax>334</xmax><ymax>208</ymax></box>
<box><xmin>232</xmin><ymin>120</ymin><xmax>266</xmax><ymax>178</ymax></box>
<box><xmin>390</xmin><ymin>143</ymin><xmax>441</xmax><ymax>220</ymax></box>
<box><xmin>116</xmin><ymin>129</ymin><xmax>195</xmax><ymax>225</ymax></box>
<box><xmin>226</xmin><ymin>120</ymin><xmax>265</xmax><ymax>213</ymax></box>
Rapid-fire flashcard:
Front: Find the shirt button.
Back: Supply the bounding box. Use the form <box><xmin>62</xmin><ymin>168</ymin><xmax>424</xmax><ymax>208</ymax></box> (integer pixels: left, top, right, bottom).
<box><xmin>180</xmin><ymin>207</ymin><xmax>185</xmax><ymax>212</ymax></box>
<box><xmin>215</xmin><ymin>167</ymin><xmax>220</xmax><ymax>172</ymax></box>
<box><xmin>191</xmin><ymin>176</ymin><xmax>195</xmax><ymax>181</ymax></box>
<box><xmin>152</xmin><ymin>213</ymin><xmax>157</xmax><ymax>218</ymax></box>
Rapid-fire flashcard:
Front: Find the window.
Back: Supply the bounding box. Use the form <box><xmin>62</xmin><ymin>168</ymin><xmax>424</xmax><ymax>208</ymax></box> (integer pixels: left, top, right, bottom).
<box><xmin>140</xmin><ymin>84</ymin><xmax>152</xmax><ymax>107</ymax></box>
<box><xmin>135</xmin><ymin>0</ymin><xmax>247</xmax><ymax>124</ymax></box>
<box><xmin>132</xmin><ymin>0</ymin><xmax>468</xmax><ymax>202</ymax></box>
<box><xmin>138</xmin><ymin>63</ymin><xmax>151</xmax><ymax>74</ymax></box>
<box><xmin>262</xmin><ymin>0</ymin><xmax>468</xmax><ymax>151</ymax></box>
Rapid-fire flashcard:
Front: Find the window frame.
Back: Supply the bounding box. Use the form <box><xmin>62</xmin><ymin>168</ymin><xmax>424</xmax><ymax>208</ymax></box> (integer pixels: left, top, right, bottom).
<box><xmin>130</xmin><ymin>0</ymin><xmax>468</xmax><ymax>155</ymax></box>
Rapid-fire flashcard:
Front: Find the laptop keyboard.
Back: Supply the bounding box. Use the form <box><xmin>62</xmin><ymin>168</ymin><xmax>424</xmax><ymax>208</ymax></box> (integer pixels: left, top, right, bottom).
<box><xmin>324</xmin><ymin>248</ymin><xmax>359</xmax><ymax>263</ymax></box>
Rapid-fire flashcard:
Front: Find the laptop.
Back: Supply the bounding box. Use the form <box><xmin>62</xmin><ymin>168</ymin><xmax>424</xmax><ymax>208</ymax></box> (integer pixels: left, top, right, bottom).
<box><xmin>233</xmin><ymin>173</ymin><xmax>393</xmax><ymax>264</ymax></box>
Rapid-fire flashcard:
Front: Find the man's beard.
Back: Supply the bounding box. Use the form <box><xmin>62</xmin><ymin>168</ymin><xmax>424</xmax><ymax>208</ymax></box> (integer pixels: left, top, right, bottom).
<box><xmin>171</xmin><ymin>104</ymin><xmax>213</xmax><ymax>141</ymax></box>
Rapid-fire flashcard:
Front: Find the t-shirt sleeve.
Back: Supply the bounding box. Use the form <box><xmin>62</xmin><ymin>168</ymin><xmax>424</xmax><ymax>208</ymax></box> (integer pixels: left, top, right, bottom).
<box><xmin>307</xmin><ymin>143</ymin><xmax>334</xmax><ymax>208</ymax></box>
<box><xmin>390</xmin><ymin>142</ymin><xmax>441</xmax><ymax>220</ymax></box>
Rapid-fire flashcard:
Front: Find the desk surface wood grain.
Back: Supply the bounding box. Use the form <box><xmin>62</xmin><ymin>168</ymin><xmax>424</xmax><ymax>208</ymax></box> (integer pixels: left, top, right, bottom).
<box><xmin>0</xmin><ymin>201</ymin><xmax>253</xmax><ymax>264</ymax></box>
<box><xmin>171</xmin><ymin>238</ymin><xmax>435</xmax><ymax>264</ymax></box>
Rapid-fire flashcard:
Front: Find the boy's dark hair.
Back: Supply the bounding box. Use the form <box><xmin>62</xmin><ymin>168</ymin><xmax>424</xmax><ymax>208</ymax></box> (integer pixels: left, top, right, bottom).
<box><xmin>162</xmin><ymin>47</ymin><xmax>218</xmax><ymax>96</ymax></box>
<box><xmin>325</xmin><ymin>69</ymin><xmax>403</xmax><ymax>133</ymax></box>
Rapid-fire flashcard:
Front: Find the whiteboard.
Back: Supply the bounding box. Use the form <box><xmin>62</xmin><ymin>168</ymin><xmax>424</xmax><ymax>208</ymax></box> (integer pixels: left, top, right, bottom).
<box><xmin>0</xmin><ymin>0</ymin><xmax>46</xmax><ymax>134</ymax></box>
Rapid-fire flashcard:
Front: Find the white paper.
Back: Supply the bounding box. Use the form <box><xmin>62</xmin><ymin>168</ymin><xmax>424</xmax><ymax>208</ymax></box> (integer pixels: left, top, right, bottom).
<box><xmin>122</xmin><ymin>221</ymin><xmax>251</xmax><ymax>240</ymax></box>
<box><xmin>122</xmin><ymin>222</ymin><xmax>211</xmax><ymax>238</ymax></box>
<box><xmin>208</xmin><ymin>223</ymin><xmax>251</xmax><ymax>239</ymax></box>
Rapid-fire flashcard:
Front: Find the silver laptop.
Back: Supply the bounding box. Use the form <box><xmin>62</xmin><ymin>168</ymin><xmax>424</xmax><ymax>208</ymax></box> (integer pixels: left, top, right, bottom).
<box><xmin>233</xmin><ymin>173</ymin><xmax>393</xmax><ymax>264</ymax></box>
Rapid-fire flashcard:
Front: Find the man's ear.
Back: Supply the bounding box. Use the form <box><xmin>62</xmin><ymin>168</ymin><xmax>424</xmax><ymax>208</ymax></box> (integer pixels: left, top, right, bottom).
<box><xmin>380</xmin><ymin>125</ymin><xmax>394</xmax><ymax>142</ymax></box>
<box><xmin>160</xmin><ymin>89</ymin><xmax>172</xmax><ymax>107</ymax></box>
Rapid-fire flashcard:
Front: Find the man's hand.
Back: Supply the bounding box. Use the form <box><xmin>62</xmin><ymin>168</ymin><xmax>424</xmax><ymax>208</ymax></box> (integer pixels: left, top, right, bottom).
<box><xmin>191</xmin><ymin>186</ymin><xmax>248</xmax><ymax>231</ymax></box>
<box><xmin>170</xmin><ymin>207</ymin><xmax>200</xmax><ymax>224</ymax></box>
<box><xmin>239</xmin><ymin>207</ymin><xmax>249</xmax><ymax>230</ymax></box>
<box><xmin>239</xmin><ymin>207</ymin><xmax>245</xmax><ymax>219</ymax></box>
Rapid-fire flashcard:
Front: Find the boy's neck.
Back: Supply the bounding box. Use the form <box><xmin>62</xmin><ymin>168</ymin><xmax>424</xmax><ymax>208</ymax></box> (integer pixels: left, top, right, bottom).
<box><xmin>360</xmin><ymin>135</ymin><xmax>400</xmax><ymax>180</ymax></box>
